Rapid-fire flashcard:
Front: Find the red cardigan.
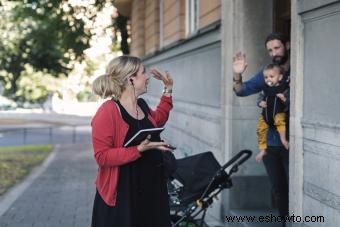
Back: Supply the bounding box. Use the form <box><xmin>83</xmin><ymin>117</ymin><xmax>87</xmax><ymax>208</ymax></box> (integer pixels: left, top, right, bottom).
<box><xmin>91</xmin><ymin>96</ymin><xmax>173</xmax><ymax>206</ymax></box>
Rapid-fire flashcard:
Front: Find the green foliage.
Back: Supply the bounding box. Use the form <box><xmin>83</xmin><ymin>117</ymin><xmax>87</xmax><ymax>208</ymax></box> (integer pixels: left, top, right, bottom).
<box><xmin>0</xmin><ymin>144</ymin><xmax>52</xmax><ymax>153</ymax></box>
<box><xmin>76</xmin><ymin>90</ymin><xmax>95</xmax><ymax>102</ymax></box>
<box><xmin>15</xmin><ymin>64</ymin><xmax>62</xmax><ymax>104</ymax></box>
<box><xmin>0</xmin><ymin>0</ymin><xmax>113</xmax><ymax>99</ymax></box>
<box><xmin>83</xmin><ymin>58</ymin><xmax>98</xmax><ymax>77</ymax></box>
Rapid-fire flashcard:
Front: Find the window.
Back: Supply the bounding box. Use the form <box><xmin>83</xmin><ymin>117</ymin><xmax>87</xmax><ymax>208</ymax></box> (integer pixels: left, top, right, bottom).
<box><xmin>186</xmin><ymin>0</ymin><xmax>199</xmax><ymax>36</ymax></box>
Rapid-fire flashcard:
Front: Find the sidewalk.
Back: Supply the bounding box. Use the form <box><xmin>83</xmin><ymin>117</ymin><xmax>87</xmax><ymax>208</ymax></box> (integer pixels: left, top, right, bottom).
<box><xmin>0</xmin><ymin>142</ymin><xmax>97</xmax><ymax>227</ymax></box>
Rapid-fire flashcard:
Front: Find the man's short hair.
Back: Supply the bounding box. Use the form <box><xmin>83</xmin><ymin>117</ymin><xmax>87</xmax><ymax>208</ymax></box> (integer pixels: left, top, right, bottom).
<box><xmin>265</xmin><ymin>32</ymin><xmax>289</xmax><ymax>46</ymax></box>
<box><xmin>264</xmin><ymin>63</ymin><xmax>284</xmax><ymax>75</ymax></box>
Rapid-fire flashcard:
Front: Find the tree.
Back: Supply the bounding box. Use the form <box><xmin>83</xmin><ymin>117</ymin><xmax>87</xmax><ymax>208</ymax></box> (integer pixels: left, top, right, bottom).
<box><xmin>0</xmin><ymin>0</ymin><xmax>112</xmax><ymax>99</ymax></box>
<box><xmin>15</xmin><ymin>64</ymin><xmax>62</xmax><ymax>104</ymax></box>
<box><xmin>113</xmin><ymin>12</ymin><xmax>130</xmax><ymax>55</ymax></box>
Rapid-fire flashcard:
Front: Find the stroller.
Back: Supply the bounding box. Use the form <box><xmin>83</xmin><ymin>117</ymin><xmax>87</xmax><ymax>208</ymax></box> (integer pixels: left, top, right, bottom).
<box><xmin>168</xmin><ymin>150</ymin><xmax>252</xmax><ymax>227</ymax></box>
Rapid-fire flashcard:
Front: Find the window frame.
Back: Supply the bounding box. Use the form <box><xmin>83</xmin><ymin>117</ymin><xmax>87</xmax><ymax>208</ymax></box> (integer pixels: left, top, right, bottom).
<box><xmin>185</xmin><ymin>0</ymin><xmax>199</xmax><ymax>36</ymax></box>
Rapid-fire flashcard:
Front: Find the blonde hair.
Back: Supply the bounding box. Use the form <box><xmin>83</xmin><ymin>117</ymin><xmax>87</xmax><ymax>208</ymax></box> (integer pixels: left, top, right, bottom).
<box><xmin>92</xmin><ymin>55</ymin><xmax>141</xmax><ymax>100</ymax></box>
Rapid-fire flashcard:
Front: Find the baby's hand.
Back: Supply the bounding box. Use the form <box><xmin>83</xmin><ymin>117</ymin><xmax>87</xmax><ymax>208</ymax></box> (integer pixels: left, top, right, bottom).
<box><xmin>276</xmin><ymin>93</ymin><xmax>286</xmax><ymax>102</ymax></box>
<box><xmin>255</xmin><ymin>150</ymin><xmax>266</xmax><ymax>162</ymax></box>
<box><xmin>259</xmin><ymin>101</ymin><xmax>267</xmax><ymax>108</ymax></box>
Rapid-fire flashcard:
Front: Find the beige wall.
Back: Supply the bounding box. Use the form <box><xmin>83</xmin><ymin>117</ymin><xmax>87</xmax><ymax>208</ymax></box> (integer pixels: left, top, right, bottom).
<box><xmin>145</xmin><ymin>0</ymin><xmax>160</xmax><ymax>54</ymax></box>
<box><xmin>130</xmin><ymin>0</ymin><xmax>145</xmax><ymax>57</ymax></box>
<box><xmin>128</xmin><ymin>0</ymin><xmax>221</xmax><ymax>56</ymax></box>
<box><xmin>199</xmin><ymin>0</ymin><xmax>221</xmax><ymax>29</ymax></box>
<box><xmin>163</xmin><ymin>0</ymin><xmax>185</xmax><ymax>46</ymax></box>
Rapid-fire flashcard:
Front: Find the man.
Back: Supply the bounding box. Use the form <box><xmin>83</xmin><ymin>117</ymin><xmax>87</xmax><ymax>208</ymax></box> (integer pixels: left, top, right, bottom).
<box><xmin>232</xmin><ymin>32</ymin><xmax>290</xmax><ymax>223</ymax></box>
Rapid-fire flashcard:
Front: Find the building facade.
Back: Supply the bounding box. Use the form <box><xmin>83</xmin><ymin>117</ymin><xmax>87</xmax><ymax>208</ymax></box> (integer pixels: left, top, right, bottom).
<box><xmin>114</xmin><ymin>0</ymin><xmax>340</xmax><ymax>226</ymax></box>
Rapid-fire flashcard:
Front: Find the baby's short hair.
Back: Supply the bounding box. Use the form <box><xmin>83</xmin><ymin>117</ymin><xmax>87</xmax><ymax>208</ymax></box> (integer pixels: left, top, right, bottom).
<box><xmin>264</xmin><ymin>63</ymin><xmax>284</xmax><ymax>75</ymax></box>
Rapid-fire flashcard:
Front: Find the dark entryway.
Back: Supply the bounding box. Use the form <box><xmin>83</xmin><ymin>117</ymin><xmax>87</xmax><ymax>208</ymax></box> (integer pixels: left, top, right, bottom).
<box><xmin>273</xmin><ymin>0</ymin><xmax>291</xmax><ymax>37</ymax></box>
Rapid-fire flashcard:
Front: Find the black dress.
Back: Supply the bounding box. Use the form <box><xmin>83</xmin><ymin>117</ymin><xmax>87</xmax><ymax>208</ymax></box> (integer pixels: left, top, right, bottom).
<box><xmin>91</xmin><ymin>100</ymin><xmax>171</xmax><ymax>227</ymax></box>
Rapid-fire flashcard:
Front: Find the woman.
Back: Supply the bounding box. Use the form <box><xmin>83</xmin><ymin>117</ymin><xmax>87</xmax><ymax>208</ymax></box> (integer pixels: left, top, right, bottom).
<box><xmin>91</xmin><ymin>55</ymin><xmax>174</xmax><ymax>227</ymax></box>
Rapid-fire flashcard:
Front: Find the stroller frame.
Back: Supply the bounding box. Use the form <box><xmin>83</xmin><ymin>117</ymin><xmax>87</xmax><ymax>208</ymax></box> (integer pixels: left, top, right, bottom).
<box><xmin>169</xmin><ymin>150</ymin><xmax>252</xmax><ymax>227</ymax></box>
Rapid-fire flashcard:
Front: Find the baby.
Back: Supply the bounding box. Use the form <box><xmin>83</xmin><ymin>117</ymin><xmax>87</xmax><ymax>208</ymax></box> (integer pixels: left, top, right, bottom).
<box><xmin>255</xmin><ymin>63</ymin><xmax>289</xmax><ymax>162</ymax></box>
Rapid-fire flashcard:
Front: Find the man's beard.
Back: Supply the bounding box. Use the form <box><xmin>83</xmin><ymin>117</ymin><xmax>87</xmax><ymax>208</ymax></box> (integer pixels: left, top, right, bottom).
<box><xmin>272</xmin><ymin>49</ymin><xmax>289</xmax><ymax>65</ymax></box>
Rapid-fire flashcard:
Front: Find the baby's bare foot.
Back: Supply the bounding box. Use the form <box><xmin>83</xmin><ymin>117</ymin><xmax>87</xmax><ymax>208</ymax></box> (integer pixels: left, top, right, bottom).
<box><xmin>282</xmin><ymin>140</ymin><xmax>289</xmax><ymax>150</ymax></box>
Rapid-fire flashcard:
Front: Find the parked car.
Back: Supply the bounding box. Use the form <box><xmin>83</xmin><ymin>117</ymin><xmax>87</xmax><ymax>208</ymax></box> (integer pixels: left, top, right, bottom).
<box><xmin>0</xmin><ymin>95</ymin><xmax>17</xmax><ymax>110</ymax></box>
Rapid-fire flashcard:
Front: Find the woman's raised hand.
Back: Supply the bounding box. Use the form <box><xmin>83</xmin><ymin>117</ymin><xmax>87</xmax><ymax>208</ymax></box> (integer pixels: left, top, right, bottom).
<box><xmin>150</xmin><ymin>68</ymin><xmax>173</xmax><ymax>89</ymax></box>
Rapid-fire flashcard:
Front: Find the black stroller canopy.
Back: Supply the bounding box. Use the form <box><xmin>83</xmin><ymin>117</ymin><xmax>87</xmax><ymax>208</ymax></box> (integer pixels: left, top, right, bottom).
<box><xmin>174</xmin><ymin>152</ymin><xmax>226</xmax><ymax>195</ymax></box>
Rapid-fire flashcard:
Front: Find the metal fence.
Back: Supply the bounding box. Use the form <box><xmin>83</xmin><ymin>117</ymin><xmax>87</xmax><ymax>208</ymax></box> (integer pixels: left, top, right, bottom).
<box><xmin>0</xmin><ymin>125</ymin><xmax>91</xmax><ymax>147</ymax></box>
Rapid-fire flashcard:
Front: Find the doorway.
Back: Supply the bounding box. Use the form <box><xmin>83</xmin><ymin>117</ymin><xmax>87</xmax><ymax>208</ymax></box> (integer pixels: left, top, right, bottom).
<box><xmin>273</xmin><ymin>0</ymin><xmax>291</xmax><ymax>37</ymax></box>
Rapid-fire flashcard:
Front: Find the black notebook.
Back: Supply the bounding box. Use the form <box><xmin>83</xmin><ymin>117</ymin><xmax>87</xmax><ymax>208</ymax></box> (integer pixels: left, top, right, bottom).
<box><xmin>124</xmin><ymin>127</ymin><xmax>164</xmax><ymax>147</ymax></box>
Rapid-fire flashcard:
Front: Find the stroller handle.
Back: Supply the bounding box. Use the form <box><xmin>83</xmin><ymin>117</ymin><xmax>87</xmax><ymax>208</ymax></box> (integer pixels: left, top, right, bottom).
<box><xmin>198</xmin><ymin>150</ymin><xmax>252</xmax><ymax>202</ymax></box>
<box><xmin>219</xmin><ymin>149</ymin><xmax>252</xmax><ymax>173</ymax></box>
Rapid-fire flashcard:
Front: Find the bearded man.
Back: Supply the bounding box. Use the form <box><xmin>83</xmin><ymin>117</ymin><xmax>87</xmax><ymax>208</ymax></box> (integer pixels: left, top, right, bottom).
<box><xmin>232</xmin><ymin>32</ymin><xmax>290</xmax><ymax>226</ymax></box>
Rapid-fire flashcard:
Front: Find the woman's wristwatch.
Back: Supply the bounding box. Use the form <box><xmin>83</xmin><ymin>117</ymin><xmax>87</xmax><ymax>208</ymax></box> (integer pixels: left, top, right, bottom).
<box><xmin>163</xmin><ymin>87</ymin><xmax>173</xmax><ymax>94</ymax></box>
